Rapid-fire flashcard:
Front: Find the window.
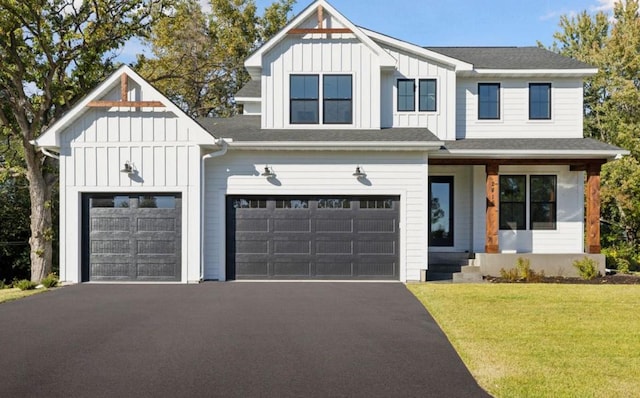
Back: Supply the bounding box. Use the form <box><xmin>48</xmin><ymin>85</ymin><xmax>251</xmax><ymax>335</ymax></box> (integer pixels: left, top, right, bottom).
<box><xmin>91</xmin><ymin>195</ymin><xmax>129</xmax><ymax>208</ymax></box>
<box><xmin>478</xmin><ymin>83</ymin><xmax>500</xmax><ymax>119</ymax></box>
<box><xmin>318</xmin><ymin>199</ymin><xmax>351</xmax><ymax>209</ymax></box>
<box><xmin>529</xmin><ymin>83</ymin><xmax>551</xmax><ymax>120</ymax></box>
<box><xmin>530</xmin><ymin>175</ymin><xmax>557</xmax><ymax>229</ymax></box>
<box><xmin>290</xmin><ymin>75</ymin><xmax>319</xmax><ymax>124</ymax></box>
<box><xmin>499</xmin><ymin>175</ymin><xmax>526</xmax><ymax>230</ymax></box>
<box><xmin>419</xmin><ymin>79</ymin><xmax>437</xmax><ymax>112</ymax></box>
<box><xmin>233</xmin><ymin>199</ymin><xmax>266</xmax><ymax>209</ymax></box>
<box><xmin>323</xmin><ymin>75</ymin><xmax>352</xmax><ymax>124</ymax></box>
<box><xmin>397</xmin><ymin>79</ymin><xmax>415</xmax><ymax>111</ymax></box>
<box><xmin>275</xmin><ymin>199</ymin><xmax>309</xmax><ymax>209</ymax></box>
<box><xmin>360</xmin><ymin>199</ymin><xmax>393</xmax><ymax>209</ymax></box>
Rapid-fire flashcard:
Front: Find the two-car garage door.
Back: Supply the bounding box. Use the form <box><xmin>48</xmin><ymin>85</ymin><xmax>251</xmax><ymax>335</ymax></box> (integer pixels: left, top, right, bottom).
<box><xmin>226</xmin><ymin>196</ymin><xmax>400</xmax><ymax>280</ymax></box>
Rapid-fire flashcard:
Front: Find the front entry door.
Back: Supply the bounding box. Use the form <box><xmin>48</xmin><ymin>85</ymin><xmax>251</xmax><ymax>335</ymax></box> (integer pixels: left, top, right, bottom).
<box><xmin>429</xmin><ymin>176</ymin><xmax>454</xmax><ymax>247</ymax></box>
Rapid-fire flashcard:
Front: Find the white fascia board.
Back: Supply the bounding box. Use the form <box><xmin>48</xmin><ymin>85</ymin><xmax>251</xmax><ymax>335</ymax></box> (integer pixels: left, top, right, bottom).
<box><xmin>458</xmin><ymin>68</ymin><xmax>598</xmax><ymax>77</ymax></box>
<box><xmin>360</xmin><ymin>27</ymin><xmax>473</xmax><ymax>72</ymax></box>
<box><xmin>234</xmin><ymin>97</ymin><xmax>261</xmax><ymax>103</ymax></box>
<box><xmin>227</xmin><ymin>141</ymin><xmax>444</xmax><ymax>151</ymax></box>
<box><xmin>431</xmin><ymin>149</ymin><xmax>629</xmax><ymax>159</ymax></box>
<box><xmin>245</xmin><ymin>0</ymin><xmax>396</xmax><ymax>72</ymax></box>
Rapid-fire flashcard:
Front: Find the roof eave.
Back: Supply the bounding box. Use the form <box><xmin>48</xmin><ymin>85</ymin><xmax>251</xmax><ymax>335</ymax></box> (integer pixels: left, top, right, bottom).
<box><xmin>226</xmin><ymin>140</ymin><xmax>444</xmax><ymax>151</ymax></box>
<box><xmin>431</xmin><ymin>149</ymin><xmax>628</xmax><ymax>160</ymax></box>
<box><xmin>458</xmin><ymin>68</ymin><xmax>599</xmax><ymax>77</ymax></box>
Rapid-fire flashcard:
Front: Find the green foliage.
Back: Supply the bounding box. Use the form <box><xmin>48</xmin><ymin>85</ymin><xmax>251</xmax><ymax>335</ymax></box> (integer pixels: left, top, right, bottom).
<box><xmin>0</xmin><ymin>279</ymin><xmax>6</xmax><ymax>289</ymax></box>
<box><xmin>137</xmin><ymin>0</ymin><xmax>295</xmax><ymax>117</ymax></box>
<box><xmin>572</xmin><ymin>257</ymin><xmax>600</xmax><ymax>280</ymax></box>
<box><xmin>602</xmin><ymin>245</ymin><xmax>640</xmax><ymax>273</ymax></box>
<box><xmin>14</xmin><ymin>279</ymin><xmax>37</xmax><ymax>291</ymax></box>
<box><xmin>499</xmin><ymin>257</ymin><xmax>545</xmax><ymax>282</ymax></box>
<box><xmin>40</xmin><ymin>273</ymin><xmax>58</xmax><ymax>288</ymax></box>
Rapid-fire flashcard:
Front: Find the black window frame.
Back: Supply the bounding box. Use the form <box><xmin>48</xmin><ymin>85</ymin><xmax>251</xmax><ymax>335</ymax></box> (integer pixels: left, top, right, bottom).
<box><xmin>529</xmin><ymin>175</ymin><xmax>557</xmax><ymax>230</ymax></box>
<box><xmin>478</xmin><ymin>83</ymin><xmax>500</xmax><ymax>120</ymax></box>
<box><xmin>397</xmin><ymin>79</ymin><xmax>415</xmax><ymax>112</ymax></box>
<box><xmin>429</xmin><ymin>176</ymin><xmax>454</xmax><ymax>247</ymax></box>
<box><xmin>499</xmin><ymin>175</ymin><xmax>526</xmax><ymax>230</ymax></box>
<box><xmin>419</xmin><ymin>79</ymin><xmax>437</xmax><ymax>112</ymax></box>
<box><xmin>290</xmin><ymin>74</ymin><xmax>319</xmax><ymax>124</ymax></box>
<box><xmin>322</xmin><ymin>74</ymin><xmax>353</xmax><ymax>124</ymax></box>
<box><xmin>529</xmin><ymin>83</ymin><xmax>552</xmax><ymax>120</ymax></box>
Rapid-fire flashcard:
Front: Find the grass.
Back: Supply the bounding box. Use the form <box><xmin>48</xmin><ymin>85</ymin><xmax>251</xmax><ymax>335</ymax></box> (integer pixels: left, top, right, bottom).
<box><xmin>407</xmin><ymin>283</ymin><xmax>640</xmax><ymax>398</ymax></box>
<box><xmin>0</xmin><ymin>287</ymin><xmax>46</xmax><ymax>304</ymax></box>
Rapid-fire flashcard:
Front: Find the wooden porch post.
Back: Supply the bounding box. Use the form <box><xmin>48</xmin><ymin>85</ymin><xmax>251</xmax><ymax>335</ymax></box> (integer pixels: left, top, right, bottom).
<box><xmin>485</xmin><ymin>162</ymin><xmax>499</xmax><ymax>253</ymax></box>
<box><xmin>586</xmin><ymin>162</ymin><xmax>602</xmax><ymax>254</ymax></box>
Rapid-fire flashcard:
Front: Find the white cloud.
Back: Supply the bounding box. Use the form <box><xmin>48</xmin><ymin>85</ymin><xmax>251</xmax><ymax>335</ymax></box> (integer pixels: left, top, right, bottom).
<box><xmin>199</xmin><ymin>0</ymin><xmax>211</xmax><ymax>13</ymax></box>
<box><xmin>591</xmin><ymin>0</ymin><xmax>617</xmax><ymax>12</ymax></box>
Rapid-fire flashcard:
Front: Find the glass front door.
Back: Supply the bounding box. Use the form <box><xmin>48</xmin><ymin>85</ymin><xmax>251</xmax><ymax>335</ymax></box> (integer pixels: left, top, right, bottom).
<box><xmin>429</xmin><ymin>176</ymin><xmax>454</xmax><ymax>247</ymax></box>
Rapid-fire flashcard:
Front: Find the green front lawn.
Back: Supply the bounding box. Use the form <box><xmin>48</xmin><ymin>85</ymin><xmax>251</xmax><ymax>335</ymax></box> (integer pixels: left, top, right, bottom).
<box><xmin>407</xmin><ymin>284</ymin><xmax>640</xmax><ymax>398</ymax></box>
<box><xmin>0</xmin><ymin>288</ymin><xmax>46</xmax><ymax>304</ymax></box>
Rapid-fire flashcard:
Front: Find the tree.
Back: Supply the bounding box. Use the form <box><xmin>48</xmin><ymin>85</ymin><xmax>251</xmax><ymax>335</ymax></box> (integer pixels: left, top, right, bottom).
<box><xmin>549</xmin><ymin>0</ymin><xmax>640</xmax><ymax>260</ymax></box>
<box><xmin>0</xmin><ymin>0</ymin><xmax>174</xmax><ymax>282</ymax></box>
<box><xmin>137</xmin><ymin>0</ymin><xmax>295</xmax><ymax>118</ymax></box>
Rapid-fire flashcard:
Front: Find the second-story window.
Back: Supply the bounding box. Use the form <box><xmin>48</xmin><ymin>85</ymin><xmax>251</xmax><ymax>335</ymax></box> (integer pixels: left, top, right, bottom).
<box><xmin>323</xmin><ymin>75</ymin><xmax>352</xmax><ymax>124</ymax></box>
<box><xmin>529</xmin><ymin>83</ymin><xmax>551</xmax><ymax>120</ymax></box>
<box><xmin>397</xmin><ymin>79</ymin><xmax>415</xmax><ymax>111</ymax></box>
<box><xmin>419</xmin><ymin>79</ymin><xmax>437</xmax><ymax>112</ymax></box>
<box><xmin>478</xmin><ymin>83</ymin><xmax>500</xmax><ymax>120</ymax></box>
<box><xmin>290</xmin><ymin>75</ymin><xmax>319</xmax><ymax>124</ymax></box>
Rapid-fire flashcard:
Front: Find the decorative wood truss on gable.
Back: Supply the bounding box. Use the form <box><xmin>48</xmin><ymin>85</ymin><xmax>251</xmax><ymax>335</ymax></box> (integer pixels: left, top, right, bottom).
<box><xmin>87</xmin><ymin>74</ymin><xmax>165</xmax><ymax>108</ymax></box>
<box><xmin>287</xmin><ymin>5</ymin><xmax>353</xmax><ymax>35</ymax></box>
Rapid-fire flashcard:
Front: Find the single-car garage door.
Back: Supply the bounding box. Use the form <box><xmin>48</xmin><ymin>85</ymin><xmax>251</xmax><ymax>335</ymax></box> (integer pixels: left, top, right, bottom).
<box><xmin>226</xmin><ymin>196</ymin><xmax>399</xmax><ymax>280</ymax></box>
<box><xmin>83</xmin><ymin>194</ymin><xmax>181</xmax><ymax>281</ymax></box>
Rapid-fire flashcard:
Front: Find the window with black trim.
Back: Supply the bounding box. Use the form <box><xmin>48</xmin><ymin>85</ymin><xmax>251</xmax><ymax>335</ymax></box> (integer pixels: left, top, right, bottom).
<box><xmin>323</xmin><ymin>75</ymin><xmax>352</xmax><ymax>124</ymax></box>
<box><xmin>478</xmin><ymin>83</ymin><xmax>500</xmax><ymax>119</ymax></box>
<box><xmin>419</xmin><ymin>79</ymin><xmax>437</xmax><ymax>112</ymax></box>
<box><xmin>290</xmin><ymin>75</ymin><xmax>319</xmax><ymax>124</ymax></box>
<box><xmin>275</xmin><ymin>199</ymin><xmax>309</xmax><ymax>209</ymax></box>
<box><xmin>499</xmin><ymin>175</ymin><xmax>526</xmax><ymax>230</ymax></box>
<box><xmin>318</xmin><ymin>199</ymin><xmax>350</xmax><ymax>209</ymax></box>
<box><xmin>530</xmin><ymin>175</ymin><xmax>557</xmax><ymax>230</ymax></box>
<box><xmin>397</xmin><ymin>79</ymin><xmax>415</xmax><ymax>111</ymax></box>
<box><xmin>529</xmin><ymin>83</ymin><xmax>551</xmax><ymax>120</ymax></box>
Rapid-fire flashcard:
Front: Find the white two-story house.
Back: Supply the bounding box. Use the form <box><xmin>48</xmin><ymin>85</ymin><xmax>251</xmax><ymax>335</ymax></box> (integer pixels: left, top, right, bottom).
<box><xmin>35</xmin><ymin>0</ymin><xmax>626</xmax><ymax>283</ymax></box>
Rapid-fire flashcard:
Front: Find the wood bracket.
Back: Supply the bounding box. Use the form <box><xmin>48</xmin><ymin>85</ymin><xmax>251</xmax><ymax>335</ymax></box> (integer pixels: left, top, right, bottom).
<box><xmin>87</xmin><ymin>73</ymin><xmax>165</xmax><ymax>108</ymax></box>
<box><xmin>287</xmin><ymin>5</ymin><xmax>352</xmax><ymax>35</ymax></box>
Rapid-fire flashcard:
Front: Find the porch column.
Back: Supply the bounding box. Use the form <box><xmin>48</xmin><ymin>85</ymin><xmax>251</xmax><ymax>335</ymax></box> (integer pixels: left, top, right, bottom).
<box><xmin>586</xmin><ymin>162</ymin><xmax>602</xmax><ymax>254</ymax></box>
<box><xmin>485</xmin><ymin>162</ymin><xmax>499</xmax><ymax>253</ymax></box>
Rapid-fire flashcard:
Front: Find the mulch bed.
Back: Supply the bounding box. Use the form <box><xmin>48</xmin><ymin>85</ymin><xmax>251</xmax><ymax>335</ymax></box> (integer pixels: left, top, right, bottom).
<box><xmin>485</xmin><ymin>274</ymin><xmax>640</xmax><ymax>284</ymax></box>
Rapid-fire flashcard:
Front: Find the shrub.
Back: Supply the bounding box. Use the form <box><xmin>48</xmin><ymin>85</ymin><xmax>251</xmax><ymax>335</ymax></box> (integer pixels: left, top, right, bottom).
<box><xmin>0</xmin><ymin>279</ymin><xmax>6</xmax><ymax>289</ymax></box>
<box><xmin>499</xmin><ymin>257</ymin><xmax>545</xmax><ymax>282</ymax></box>
<box><xmin>40</xmin><ymin>273</ymin><xmax>58</xmax><ymax>288</ymax></box>
<box><xmin>602</xmin><ymin>245</ymin><xmax>640</xmax><ymax>273</ymax></box>
<box><xmin>573</xmin><ymin>257</ymin><xmax>600</xmax><ymax>280</ymax></box>
<box><xmin>14</xmin><ymin>279</ymin><xmax>37</xmax><ymax>291</ymax></box>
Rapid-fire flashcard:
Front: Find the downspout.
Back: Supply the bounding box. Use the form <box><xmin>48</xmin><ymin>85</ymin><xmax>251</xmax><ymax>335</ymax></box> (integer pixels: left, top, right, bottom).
<box><xmin>200</xmin><ymin>138</ymin><xmax>229</xmax><ymax>281</ymax></box>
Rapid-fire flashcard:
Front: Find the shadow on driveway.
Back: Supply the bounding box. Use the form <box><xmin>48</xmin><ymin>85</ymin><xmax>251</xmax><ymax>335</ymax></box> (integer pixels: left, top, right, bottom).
<box><xmin>1</xmin><ymin>283</ymin><xmax>490</xmax><ymax>397</ymax></box>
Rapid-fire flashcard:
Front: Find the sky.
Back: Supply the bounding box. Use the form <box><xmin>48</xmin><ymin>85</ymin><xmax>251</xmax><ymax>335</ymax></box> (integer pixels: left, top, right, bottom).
<box><xmin>118</xmin><ymin>0</ymin><xmax>617</xmax><ymax>64</ymax></box>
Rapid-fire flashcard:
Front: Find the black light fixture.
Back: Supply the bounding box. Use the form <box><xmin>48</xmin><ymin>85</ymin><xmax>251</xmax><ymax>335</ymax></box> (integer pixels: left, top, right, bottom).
<box><xmin>120</xmin><ymin>161</ymin><xmax>133</xmax><ymax>174</ymax></box>
<box><xmin>261</xmin><ymin>165</ymin><xmax>276</xmax><ymax>178</ymax></box>
<box><xmin>353</xmin><ymin>166</ymin><xmax>367</xmax><ymax>178</ymax></box>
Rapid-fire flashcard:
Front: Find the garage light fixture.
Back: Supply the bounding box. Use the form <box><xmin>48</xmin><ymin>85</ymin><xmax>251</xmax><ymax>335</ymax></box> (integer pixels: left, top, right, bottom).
<box><xmin>261</xmin><ymin>165</ymin><xmax>276</xmax><ymax>178</ymax></box>
<box><xmin>353</xmin><ymin>166</ymin><xmax>367</xmax><ymax>178</ymax></box>
<box><xmin>120</xmin><ymin>161</ymin><xmax>134</xmax><ymax>175</ymax></box>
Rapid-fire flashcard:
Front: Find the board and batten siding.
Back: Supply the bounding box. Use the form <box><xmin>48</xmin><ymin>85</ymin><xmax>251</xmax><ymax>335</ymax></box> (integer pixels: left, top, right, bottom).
<box><xmin>261</xmin><ymin>13</ymin><xmax>381</xmax><ymax>130</ymax></box>
<box><xmin>456</xmin><ymin>78</ymin><xmax>585</xmax><ymax>139</ymax></box>
<box><xmin>379</xmin><ymin>45</ymin><xmax>456</xmax><ymax>139</ymax></box>
<box><xmin>471</xmin><ymin>165</ymin><xmax>584</xmax><ymax>253</ymax></box>
<box><xmin>203</xmin><ymin>151</ymin><xmax>429</xmax><ymax>282</ymax></box>
<box><xmin>57</xmin><ymin>82</ymin><xmax>208</xmax><ymax>283</ymax></box>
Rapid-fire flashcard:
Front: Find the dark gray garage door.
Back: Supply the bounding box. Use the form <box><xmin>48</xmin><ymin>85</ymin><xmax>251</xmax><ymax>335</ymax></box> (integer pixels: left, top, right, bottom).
<box><xmin>226</xmin><ymin>196</ymin><xmax>399</xmax><ymax>280</ymax></box>
<box><xmin>83</xmin><ymin>194</ymin><xmax>181</xmax><ymax>281</ymax></box>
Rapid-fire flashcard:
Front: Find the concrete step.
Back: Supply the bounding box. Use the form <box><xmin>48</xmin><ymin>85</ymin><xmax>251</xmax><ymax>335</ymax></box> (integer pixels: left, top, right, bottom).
<box><xmin>460</xmin><ymin>265</ymin><xmax>481</xmax><ymax>274</ymax></box>
<box><xmin>452</xmin><ymin>272</ymin><xmax>484</xmax><ymax>283</ymax></box>
<box><xmin>428</xmin><ymin>264</ymin><xmax>462</xmax><ymax>273</ymax></box>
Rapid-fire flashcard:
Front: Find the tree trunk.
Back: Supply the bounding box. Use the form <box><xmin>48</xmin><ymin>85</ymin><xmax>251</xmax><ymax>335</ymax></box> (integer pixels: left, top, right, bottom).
<box><xmin>24</xmin><ymin>146</ymin><xmax>54</xmax><ymax>283</ymax></box>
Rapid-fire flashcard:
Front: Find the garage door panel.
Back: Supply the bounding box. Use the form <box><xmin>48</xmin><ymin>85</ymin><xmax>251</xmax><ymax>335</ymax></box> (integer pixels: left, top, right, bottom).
<box><xmin>84</xmin><ymin>194</ymin><xmax>181</xmax><ymax>282</ymax></box>
<box><xmin>227</xmin><ymin>196</ymin><xmax>399</xmax><ymax>280</ymax></box>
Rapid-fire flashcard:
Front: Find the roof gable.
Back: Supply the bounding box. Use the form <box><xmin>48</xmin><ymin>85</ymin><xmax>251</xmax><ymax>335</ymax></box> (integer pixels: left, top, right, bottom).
<box><xmin>245</xmin><ymin>0</ymin><xmax>396</xmax><ymax>78</ymax></box>
<box><xmin>35</xmin><ymin>65</ymin><xmax>217</xmax><ymax>148</ymax></box>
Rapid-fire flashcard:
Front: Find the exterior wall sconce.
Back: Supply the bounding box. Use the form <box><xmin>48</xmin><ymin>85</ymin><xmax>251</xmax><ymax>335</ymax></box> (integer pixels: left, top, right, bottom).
<box><xmin>353</xmin><ymin>166</ymin><xmax>367</xmax><ymax>178</ymax></box>
<box><xmin>261</xmin><ymin>165</ymin><xmax>276</xmax><ymax>178</ymax></box>
<box><xmin>120</xmin><ymin>161</ymin><xmax>134</xmax><ymax>175</ymax></box>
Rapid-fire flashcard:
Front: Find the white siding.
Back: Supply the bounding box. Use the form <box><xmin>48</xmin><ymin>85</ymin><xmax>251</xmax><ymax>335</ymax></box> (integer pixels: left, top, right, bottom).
<box><xmin>58</xmin><ymin>103</ymin><xmax>206</xmax><ymax>283</ymax></box>
<box><xmin>204</xmin><ymin>151</ymin><xmax>429</xmax><ymax>282</ymax></box>
<box><xmin>471</xmin><ymin>165</ymin><xmax>584</xmax><ymax>253</ymax></box>
<box><xmin>457</xmin><ymin>77</ymin><xmax>585</xmax><ymax>139</ymax></box>
<box><xmin>380</xmin><ymin>46</ymin><xmax>456</xmax><ymax>140</ymax></box>
<box><xmin>428</xmin><ymin>166</ymin><xmax>473</xmax><ymax>252</ymax></box>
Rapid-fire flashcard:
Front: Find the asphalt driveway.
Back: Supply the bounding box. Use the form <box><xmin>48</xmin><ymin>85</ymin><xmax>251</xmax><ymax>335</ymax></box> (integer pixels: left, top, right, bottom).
<box><xmin>1</xmin><ymin>283</ymin><xmax>490</xmax><ymax>397</ymax></box>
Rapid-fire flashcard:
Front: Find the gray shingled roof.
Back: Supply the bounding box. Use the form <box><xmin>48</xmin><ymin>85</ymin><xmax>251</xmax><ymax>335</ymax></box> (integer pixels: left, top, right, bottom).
<box><xmin>235</xmin><ymin>80</ymin><xmax>261</xmax><ymax>98</ymax></box>
<box><xmin>425</xmin><ymin>47</ymin><xmax>594</xmax><ymax>70</ymax></box>
<box><xmin>197</xmin><ymin>116</ymin><xmax>441</xmax><ymax>142</ymax></box>
<box><xmin>443</xmin><ymin>138</ymin><xmax>622</xmax><ymax>152</ymax></box>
